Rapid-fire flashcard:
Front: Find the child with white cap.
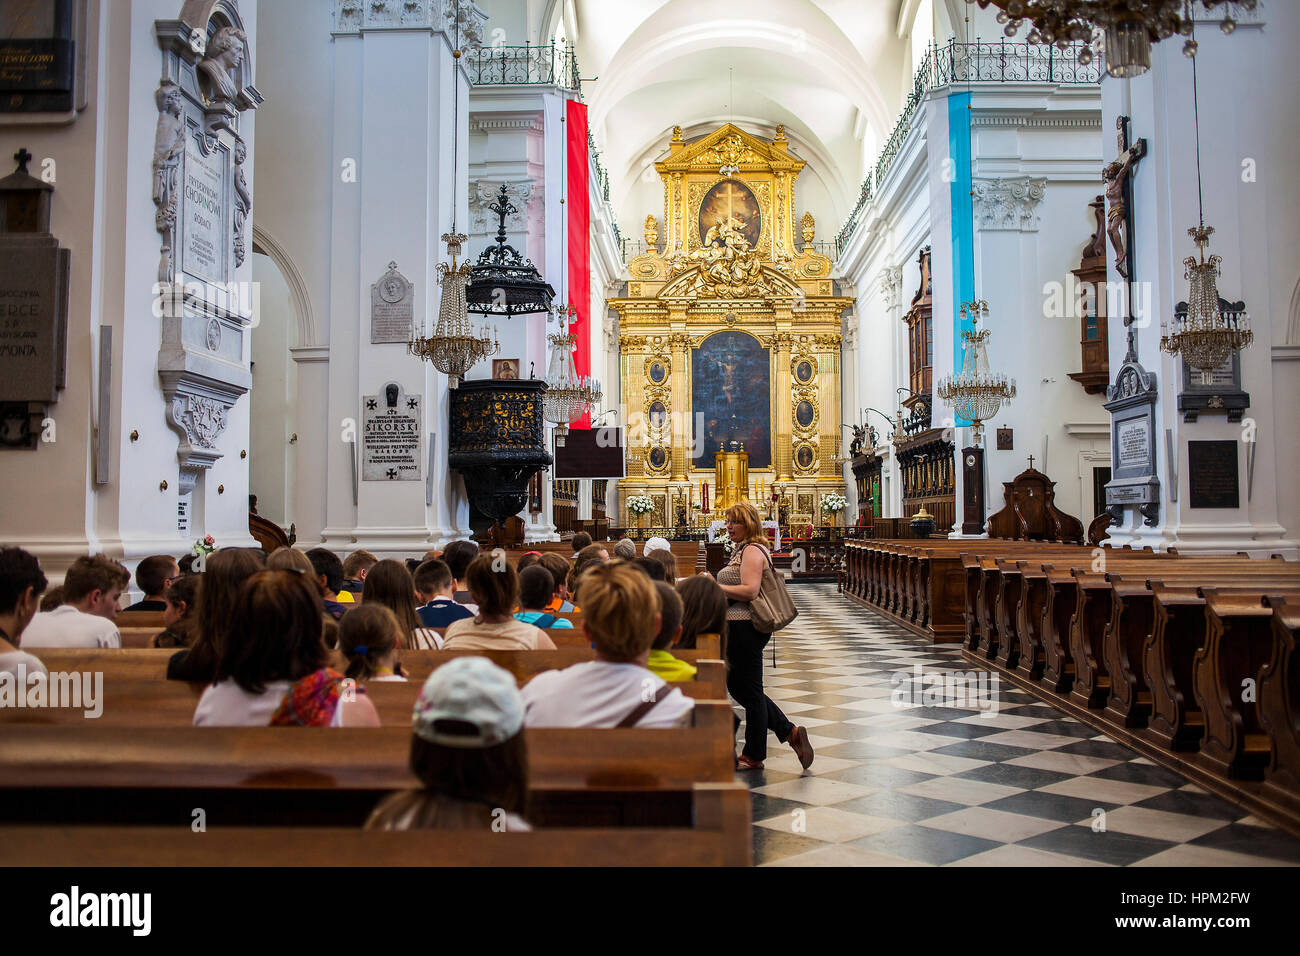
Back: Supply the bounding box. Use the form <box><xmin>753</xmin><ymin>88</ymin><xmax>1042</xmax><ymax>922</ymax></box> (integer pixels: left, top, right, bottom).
<box><xmin>365</xmin><ymin>656</ymin><xmax>531</xmax><ymax>831</ymax></box>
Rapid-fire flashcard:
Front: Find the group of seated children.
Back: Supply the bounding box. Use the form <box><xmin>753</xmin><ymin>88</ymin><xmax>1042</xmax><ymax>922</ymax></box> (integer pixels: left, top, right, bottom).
<box><xmin>0</xmin><ymin>536</ymin><xmax>729</xmax><ymax>832</ymax></box>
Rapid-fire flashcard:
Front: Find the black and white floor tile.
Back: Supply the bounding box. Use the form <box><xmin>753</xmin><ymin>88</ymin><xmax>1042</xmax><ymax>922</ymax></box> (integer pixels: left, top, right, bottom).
<box><xmin>734</xmin><ymin>583</ymin><xmax>1300</xmax><ymax>867</ymax></box>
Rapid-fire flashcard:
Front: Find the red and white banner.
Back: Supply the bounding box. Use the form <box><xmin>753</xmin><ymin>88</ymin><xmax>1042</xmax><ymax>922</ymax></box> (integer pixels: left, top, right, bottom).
<box><xmin>565</xmin><ymin>98</ymin><xmax>591</xmax><ymax>430</ymax></box>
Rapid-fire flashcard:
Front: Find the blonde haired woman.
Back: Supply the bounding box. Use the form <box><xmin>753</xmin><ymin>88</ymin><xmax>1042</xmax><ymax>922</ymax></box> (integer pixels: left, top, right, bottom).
<box><xmin>706</xmin><ymin>502</ymin><xmax>813</xmax><ymax>770</ymax></box>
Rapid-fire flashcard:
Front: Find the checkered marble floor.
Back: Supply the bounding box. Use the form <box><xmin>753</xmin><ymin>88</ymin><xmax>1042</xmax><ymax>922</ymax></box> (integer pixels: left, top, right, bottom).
<box><xmin>736</xmin><ymin>583</ymin><xmax>1300</xmax><ymax>867</ymax></box>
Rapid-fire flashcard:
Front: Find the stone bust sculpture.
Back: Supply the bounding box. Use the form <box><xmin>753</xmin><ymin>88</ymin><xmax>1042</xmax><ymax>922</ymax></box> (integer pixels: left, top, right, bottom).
<box><xmin>198</xmin><ymin>26</ymin><xmax>247</xmax><ymax>105</ymax></box>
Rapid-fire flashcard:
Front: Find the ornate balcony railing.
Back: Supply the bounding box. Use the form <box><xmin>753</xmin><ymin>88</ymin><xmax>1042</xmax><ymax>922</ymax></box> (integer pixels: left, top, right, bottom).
<box><xmin>467</xmin><ymin>42</ymin><xmax>580</xmax><ymax>89</ymax></box>
<box><xmin>836</xmin><ymin>38</ymin><xmax>1102</xmax><ymax>258</ymax></box>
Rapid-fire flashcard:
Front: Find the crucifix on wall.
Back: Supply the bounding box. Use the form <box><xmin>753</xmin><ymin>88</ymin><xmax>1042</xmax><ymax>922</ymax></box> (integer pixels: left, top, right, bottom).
<box><xmin>1102</xmin><ymin>116</ymin><xmax>1146</xmax><ymax>351</ymax></box>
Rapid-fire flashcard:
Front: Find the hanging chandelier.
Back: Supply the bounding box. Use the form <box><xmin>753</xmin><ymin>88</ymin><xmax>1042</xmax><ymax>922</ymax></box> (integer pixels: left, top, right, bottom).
<box><xmin>542</xmin><ymin>305</ymin><xmax>601</xmax><ymax>446</ymax></box>
<box><xmin>936</xmin><ymin>301</ymin><xmax>1017</xmax><ymax>447</ymax></box>
<box><xmin>465</xmin><ymin>183</ymin><xmax>555</xmax><ymax>317</ymax></box>
<box><xmin>1160</xmin><ymin>225</ymin><xmax>1251</xmax><ymax>381</ymax></box>
<box><xmin>409</xmin><ymin>232</ymin><xmax>498</xmax><ymax>387</ymax></box>
<box><xmin>966</xmin><ymin>1</ymin><xmax>1256</xmax><ymax>77</ymax></box>
<box><xmin>1158</xmin><ymin>26</ymin><xmax>1251</xmax><ymax>382</ymax></box>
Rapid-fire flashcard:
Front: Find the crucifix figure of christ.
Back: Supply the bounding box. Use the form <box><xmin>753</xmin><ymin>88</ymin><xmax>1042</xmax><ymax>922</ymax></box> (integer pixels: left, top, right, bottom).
<box><xmin>1103</xmin><ymin>115</ymin><xmax>1146</xmax><ymax>286</ymax></box>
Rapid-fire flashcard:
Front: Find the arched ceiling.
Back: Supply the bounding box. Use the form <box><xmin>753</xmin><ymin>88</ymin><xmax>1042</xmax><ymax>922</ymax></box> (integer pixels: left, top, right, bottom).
<box><xmin>557</xmin><ymin>0</ymin><xmax>913</xmax><ymax>236</ymax></box>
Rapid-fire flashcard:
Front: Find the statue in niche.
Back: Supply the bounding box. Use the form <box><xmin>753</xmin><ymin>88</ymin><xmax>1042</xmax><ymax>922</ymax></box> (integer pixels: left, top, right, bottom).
<box><xmin>152</xmin><ymin>82</ymin><xmax>185</xmax><ymax>283</ymax></box>
<box><xmin>198</xmin><ymin>26</ymin><xmax>247</xmax><ymax>105</ymax></box>
<box><xmin>232</xmin><ymin>136</ymin><xmax>251</xmax><ymax>267</ymax></box>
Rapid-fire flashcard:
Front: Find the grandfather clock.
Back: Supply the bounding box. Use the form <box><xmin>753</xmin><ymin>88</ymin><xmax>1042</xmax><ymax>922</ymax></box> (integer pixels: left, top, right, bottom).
<box><xmin>961</xmin><ymin>447</ymin><xmax>985</xmax><ymax>535</ymax></box>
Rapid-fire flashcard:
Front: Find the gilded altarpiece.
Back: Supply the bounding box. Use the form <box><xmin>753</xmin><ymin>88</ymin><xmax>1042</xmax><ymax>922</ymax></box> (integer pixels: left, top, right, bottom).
<box><xmin>611</xmin><ymin>124</ymin><xmax>850</xmax><ymax>527</ymax></box>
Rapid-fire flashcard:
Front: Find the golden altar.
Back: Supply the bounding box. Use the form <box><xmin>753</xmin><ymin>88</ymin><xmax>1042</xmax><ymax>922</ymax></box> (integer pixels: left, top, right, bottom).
<box><xmin>611</xmin><ymin>123</ymin><xmax>851</xmax><ymax>527</ymax></box>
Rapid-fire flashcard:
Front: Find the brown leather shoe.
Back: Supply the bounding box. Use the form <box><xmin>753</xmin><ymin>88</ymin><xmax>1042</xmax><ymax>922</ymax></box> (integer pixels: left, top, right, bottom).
<box><xmin>736</xmin><ymin>755</ymin><xmax>765</xmax><ymax>771</ymax></box>
<box><xmin>788</xmin><ymin>726</ymin><xmax>814</xmax><ymax>769</ymax></box>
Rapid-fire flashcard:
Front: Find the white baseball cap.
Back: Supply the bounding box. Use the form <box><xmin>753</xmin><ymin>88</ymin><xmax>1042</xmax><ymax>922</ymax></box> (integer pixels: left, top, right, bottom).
<box><xmin>411</xmin><ymin>656</ymin><xmax>524</xmax><ymax>749</ymax></box>
<box><xmin>643</xmin><ymin>536</ymin><xmax>672</xmax><ymax>556</ymax></box>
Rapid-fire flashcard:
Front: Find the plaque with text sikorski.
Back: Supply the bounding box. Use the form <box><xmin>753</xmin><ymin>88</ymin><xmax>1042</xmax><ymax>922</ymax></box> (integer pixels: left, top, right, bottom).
<box><xmin>362</xmin><ymin>382</ymin><xmax>423</xmax><ymax>481</ymax></box>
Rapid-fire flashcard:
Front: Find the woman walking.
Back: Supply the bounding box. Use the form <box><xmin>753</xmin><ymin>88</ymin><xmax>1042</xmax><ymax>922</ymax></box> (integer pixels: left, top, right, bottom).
<box><xmin>709</xmin><ymin>502</ymin><xmax>813</xmax><ymax>770</ymax></box>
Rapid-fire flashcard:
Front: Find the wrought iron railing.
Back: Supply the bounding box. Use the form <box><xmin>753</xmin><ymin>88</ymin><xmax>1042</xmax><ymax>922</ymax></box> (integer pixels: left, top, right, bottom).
<box><xmin>466</xmin><ymin>42</ymin><xmax>580</xmax><ymax>89</ymax></box>
<box><xmin>835</xmin><ymin>38</ymin><xmax>1102</xmax><ymax>257</ymax></box>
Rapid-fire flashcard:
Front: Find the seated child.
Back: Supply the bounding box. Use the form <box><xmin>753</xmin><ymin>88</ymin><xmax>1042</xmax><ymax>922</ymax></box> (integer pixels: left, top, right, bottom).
<box><xmin>513</xmin><ymin>566</ymin><xmax>573</xmax><ymax>629</ymax></box>
<box><xmin>413</xmin><ymin>559</ymin><xmax>474</xmax><ymax>629</ymax></box>
<box><xmin>339</xmin><ymin>602</ymin><xmax>408</xmax><ymax>681</ymax></box>
<box><xmin>537</xmin><ymin>553</ymin><xmax>576</xmax><ymax>613</ymax></box>
<box><xmin>365</xmin><ymin>656</ymin><xmax>530</xmax><ymax>831</ymax></box>
<box><xmin>520</xmin><ymin>563</ymin><xmax>694</xmax><ymax>728</ymax></box>
<box><xmin>443</xmin><ymin>556</ymin><xmax>556</xmax><ymax>651</ymax></box>
<box><xmin>646</xmin><ymin>581</ymin><xmax>696</xmax><ymax>682</ymax></box>
<box><xmin>153</xmin><ymin>573</ymin><xmax>199</xmax><ymax>649</ymax></box>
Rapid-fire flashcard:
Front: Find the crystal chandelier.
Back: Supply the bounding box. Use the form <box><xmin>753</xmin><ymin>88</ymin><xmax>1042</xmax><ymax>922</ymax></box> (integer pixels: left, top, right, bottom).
<box><xmin>542</xmin><ymin>305</ymin><xmax>601</xmax><ymax>446</ymax></box>
<box><xmin>1160</xmin><ymin>226</ymin><xmax>1251</xmax><ymax>381</ymax></box>
<box><xmin>966</xmin><ymin>1</ymin><xmax>1256</xmax><ymax>77</ymax></box>
<box><xmin>936</xmin><ymin>301</ymin><xmax>1017</xmax><ymax>447</ymax></box>
<box><xmin>409</xmin><ymin>232</ymin><xmax>499</xmax><ymax>387</ymax></box>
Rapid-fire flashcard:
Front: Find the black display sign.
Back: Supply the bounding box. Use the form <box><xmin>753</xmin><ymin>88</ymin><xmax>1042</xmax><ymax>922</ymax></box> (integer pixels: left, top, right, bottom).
<box><xmin>1188</xmin><ymin>440</ymin><xmax>1239</xmax><ymax>510</ymax></box>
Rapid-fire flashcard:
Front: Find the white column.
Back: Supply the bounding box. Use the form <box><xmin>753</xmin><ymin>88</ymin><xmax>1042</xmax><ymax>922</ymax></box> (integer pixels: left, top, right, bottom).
<box><xmin>1102</xmin><ymin>9</ymin><xmax>1297</xmax><ymax>556</ymax></box>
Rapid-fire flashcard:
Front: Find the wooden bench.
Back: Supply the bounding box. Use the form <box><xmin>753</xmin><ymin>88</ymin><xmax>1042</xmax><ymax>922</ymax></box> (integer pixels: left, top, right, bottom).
<box><xmin>12</xmin><ymin>648</ymin><xmax>729</xmax><ymax>722</ymax></box>
<box><xmin>0</xmin><ymin>708</ymin><xmax>736</xmax><ymax>829</ymax></box>
<box><xmin>0</xmin><ymin>782</ymin><xmax>752</xmax><ymax>866</ymax></box>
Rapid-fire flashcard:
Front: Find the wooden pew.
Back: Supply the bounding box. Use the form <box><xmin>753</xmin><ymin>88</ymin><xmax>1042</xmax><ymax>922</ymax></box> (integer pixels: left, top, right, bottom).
<box><xmin>0</xmin><ymin>782</ymin><xmax>753</xmax><ymax>866</ymax></box>
<box><xmin>1259</xmin><ymin>597</ymin><xmax>1300</xmax><ymax>815</ymax></box>
<box><xmin>118</xmin><ymin>627</ymin><xmax>161</xmax><ymax>648</ymax></box>
<box><xmin>115</xmin><ymin>611</ymin><xmax>165</xmax><ymax>629</ymax></box>
<box><xmin>1194</xmin><ymin>589</ymin><xmax>1300</xmax><ymax>779</ymax></box>
<box><xmin>12</xmin><ymin>649</ymin><xmax>729</xmax><ymax>724</ymax></box>
<box><xmin>0</xmin><ymin>708</ymin><xmax>735</xmax><ymax>829</ymax></box>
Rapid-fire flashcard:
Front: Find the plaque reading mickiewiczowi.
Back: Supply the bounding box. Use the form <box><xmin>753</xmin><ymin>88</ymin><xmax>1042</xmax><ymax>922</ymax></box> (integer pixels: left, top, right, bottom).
<box><xmin>182</xmin><ymin>133</ymin><xmax>228</xmax><ymax>285</ymax></box>
<box><xmin>362</xmin><ymin>383</ymin><xmax>422</xmax><ymax>481</ymax></box>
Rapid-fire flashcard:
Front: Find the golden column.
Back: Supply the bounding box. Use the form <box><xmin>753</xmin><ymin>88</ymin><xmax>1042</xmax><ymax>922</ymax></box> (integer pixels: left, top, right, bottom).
<box><xmin>772</xmin><ymin>332</ymin><xmax>794</xmax><ymax>481</ymax></box>
<box><xmin>668</xmin><ymin>330</ymin><xmax>692</xmax><ymax>481</ymax></box>
<box><xmin>819</xmin><ymin>332</ymin><xmax>842</xmax><ymax>477</ymax></box>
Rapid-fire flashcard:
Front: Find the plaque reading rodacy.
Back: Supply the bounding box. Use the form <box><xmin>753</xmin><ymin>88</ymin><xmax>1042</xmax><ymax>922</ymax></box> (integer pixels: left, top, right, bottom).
<box><xmin>362</xmin><ymin>383</ymin><xmax>422</xmax><ymax>481</ymax></box>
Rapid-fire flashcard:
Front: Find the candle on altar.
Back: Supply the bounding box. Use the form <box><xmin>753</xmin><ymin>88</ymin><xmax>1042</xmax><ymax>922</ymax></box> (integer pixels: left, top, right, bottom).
<box><xmin>702</xmin><ymin>482</ymin><xmax>708</xmax><ymax>511</ymax></box>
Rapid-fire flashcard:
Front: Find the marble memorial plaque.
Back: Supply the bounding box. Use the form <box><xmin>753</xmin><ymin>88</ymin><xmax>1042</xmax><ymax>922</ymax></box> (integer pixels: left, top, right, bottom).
<box><xmin>1116</xmin><ymin>418</ymin><xmax>1150</xmax><ymax>470</ymax></box>
<box><xmin>371</xmin><ymin>261</ymin><xmax>414</xmax><ymax>344</ymax></box>
<box><xmin>362</xmin><ymin>382</ymin><xmax>422</xmax><ymax>481</ymax></box>
<box><xmin>1188</xmin><ymin>440</ymin><xmax>1239</xmax><ymax>509</ymax></box>
<box><xmin>182</xmin><ymin>132</ymin><xmax>228</xmax><ymax>285</ymax></box>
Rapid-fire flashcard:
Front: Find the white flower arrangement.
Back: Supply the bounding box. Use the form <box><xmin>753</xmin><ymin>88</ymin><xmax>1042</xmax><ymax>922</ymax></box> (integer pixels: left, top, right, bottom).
<box><xmin>820</xmin><ymin>493</ymin><xmax>848</xmax><ymax>515</ymax></box>
<box><xmin>722</xmin><ymin>537</ymin><xmax>736</xmax><ymax>555</ymax></box>
<box><xmin>627</xmin><ymin>494</ymin><xmax>655</xmax><ymax>516</ymax></box>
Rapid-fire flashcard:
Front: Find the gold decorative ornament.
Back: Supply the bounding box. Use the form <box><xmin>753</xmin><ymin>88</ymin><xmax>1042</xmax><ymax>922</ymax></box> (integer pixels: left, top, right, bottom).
<box><xmin>643</xmin><ymin>214</ymin><xmax>658</xmax><ymax>247</ymax></box>
<box><xmin>800</xmin><ymin>212</ymin><xmax>815</xmax><ymax>247</ymax></box>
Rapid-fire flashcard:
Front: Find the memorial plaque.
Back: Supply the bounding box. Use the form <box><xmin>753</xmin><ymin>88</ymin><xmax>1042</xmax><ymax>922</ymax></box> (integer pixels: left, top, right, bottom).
<box><xmin>0</xmin><ymin>0</ymin><xmax>76</xmax><ymax>114</ymax></box>
<box><xmin>0</xmin><ymin>242</ymin><xmax>67</xmax><ymax>402</ymax></box>
<box><xmin>362</xmin><ymin>382</ymin><xmax>422</xmax><ymax>481</ymax></box>
<box><xmin>1116</xmin><ymin>418</ymin><xmax>1150</xmax><ymax>470</ymax></box>
<box><xmin>1188</xmin><ymin>440</ymin><xmax>1239</xmax><ymax>509</ymax></box>
<box><xmin>181</xmin><ymin>131</ymin><xmax>228</xmax><ymax>285</ymax></box>
<box><xmin>370</xmin><ymin>261</ymin><xmax>414</xmax><ymax>344</ymax></box>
